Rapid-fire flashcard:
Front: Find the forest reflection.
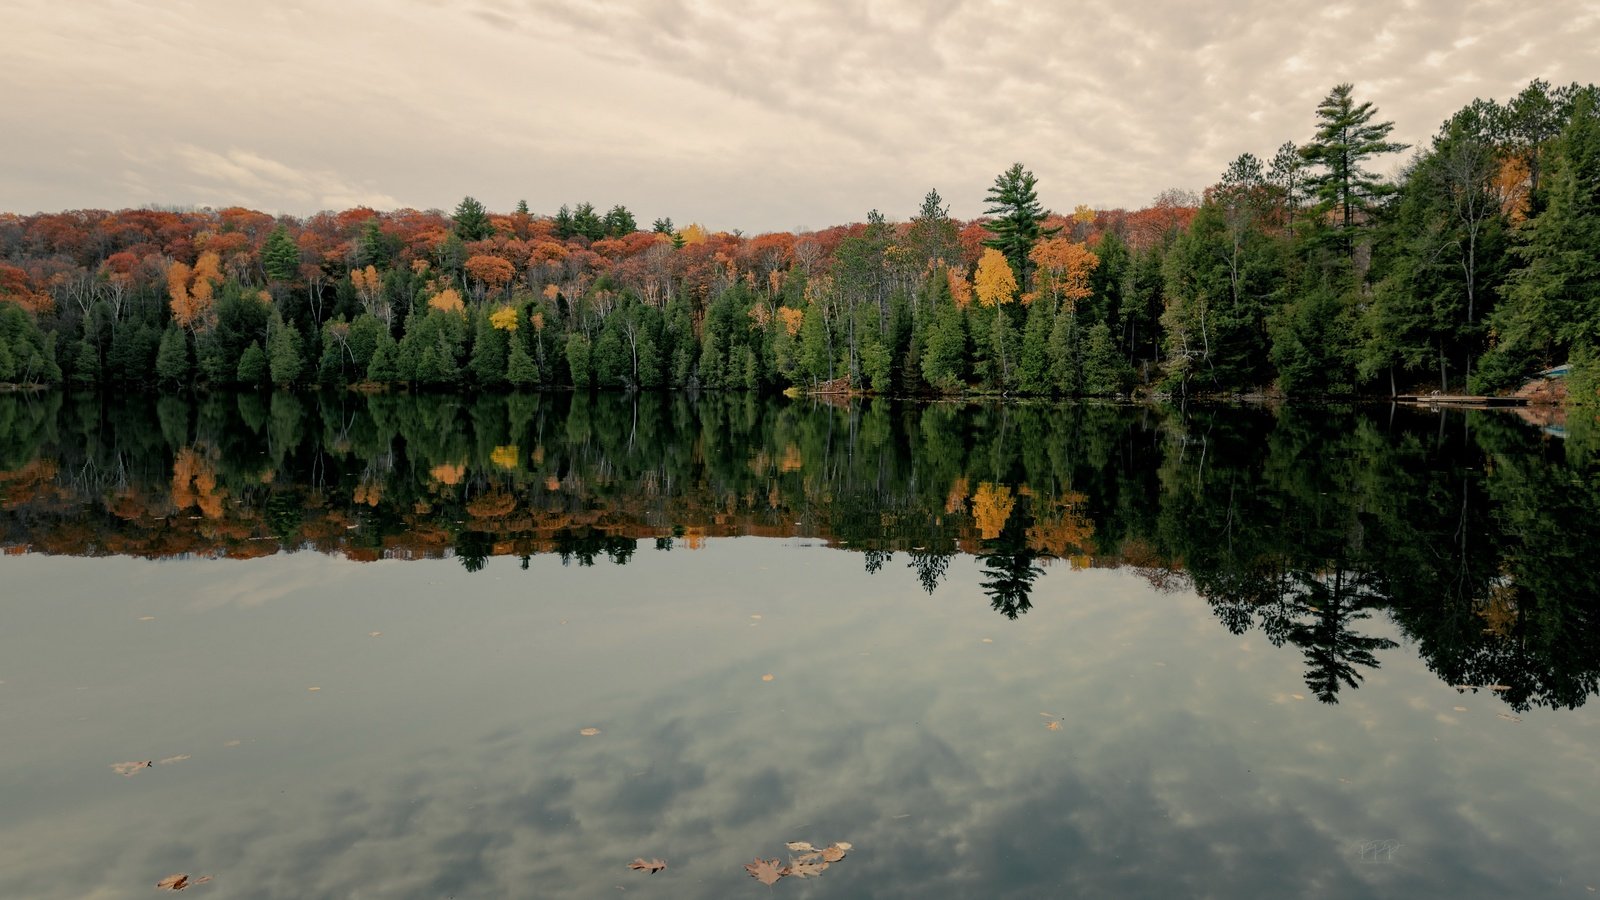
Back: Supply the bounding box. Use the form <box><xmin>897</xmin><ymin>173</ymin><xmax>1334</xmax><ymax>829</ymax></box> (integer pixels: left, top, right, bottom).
<box><xmin>1</xmin><ymin>390</ymin><xmax>1597</xmax><ymax>711</ymax></box>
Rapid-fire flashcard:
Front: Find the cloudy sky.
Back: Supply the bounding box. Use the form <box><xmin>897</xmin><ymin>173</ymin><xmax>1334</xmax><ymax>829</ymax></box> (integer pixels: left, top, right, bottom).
<box><xmin>2</xmin><ymin>0</ymin><xmax>1598</xmax><ymax>231</ymax></box>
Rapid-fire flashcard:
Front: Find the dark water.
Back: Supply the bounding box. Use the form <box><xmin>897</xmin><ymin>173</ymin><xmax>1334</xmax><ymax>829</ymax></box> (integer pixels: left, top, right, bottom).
<box><xmin>0</xmin><ymin>391</ymin><xmax>1597</xmax><ymax>898</ymax></box>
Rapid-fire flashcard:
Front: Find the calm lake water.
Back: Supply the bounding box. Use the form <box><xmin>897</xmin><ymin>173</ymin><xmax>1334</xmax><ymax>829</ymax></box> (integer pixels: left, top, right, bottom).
<box><xmin>1</xmin><ymin>392</ymin><xmax>1597</xmax><ymax>899</ymax></box>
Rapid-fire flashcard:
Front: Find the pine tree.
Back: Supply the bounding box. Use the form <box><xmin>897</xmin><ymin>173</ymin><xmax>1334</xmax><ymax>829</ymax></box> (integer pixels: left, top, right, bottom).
<box><xmin>1299</xmin><ymin>84</ymin><xmax>1408</xmax><ymax>256</ymax></box>
<box><xmin>506</xmin><ymin>340</ymin><xmax>540</xmax><ymax>387</ymax></box>
<box><xmin>452</xmin><ymin>196</ymin><xmax>494</xmax><ymax>241</ymax></box>
<box><xmin>267</xmin><ymin>315</ymin><xmax>304</xmax><ymax>386</ymax></box>
<box><xmin>983</xmin><ymin>163</ymin><xmax>1059</xmax><ymax>292</ymax></box>
<box><xmin>470</xmin><ymin>312</ymin><xmax>509</xmax><ymax>387</ymax></box>
<box><xmin>155</xmin><ymin>323</ymin><xmax>190</xmax><ymax>387</ymax></box>
<box><xmin>237</xmin><ymin>341</ymin><xmax>267</xmax><ymax>385</ymax></box>
<box><xmin>262</xmin><ymin>224</ymin><xmax>300</xmax><ymax>283</ymax></box>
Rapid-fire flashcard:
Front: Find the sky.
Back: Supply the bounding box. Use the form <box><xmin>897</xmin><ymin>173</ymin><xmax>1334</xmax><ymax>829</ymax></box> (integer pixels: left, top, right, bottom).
<box><xmin>2</xmin><ymin>0</ymin><xmax>1598</xmax><ymax>232</ymax></box>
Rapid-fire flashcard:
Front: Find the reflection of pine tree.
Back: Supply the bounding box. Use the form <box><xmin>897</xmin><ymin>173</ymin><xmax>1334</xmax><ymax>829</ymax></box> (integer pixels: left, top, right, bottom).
<box><xmin>907</xmin><ymin>550</ymin><xmax>953</xmax><ymax>595</ymax></box>
<box><xmin>979</xmin><ymin>493</ymin><xmax>1044</xmax><ymax>619</ymax></box>
<box><xmin>1284</xmin><ymin>569</ymin><xmax>1396</xmax><ymax>703</ymax></box>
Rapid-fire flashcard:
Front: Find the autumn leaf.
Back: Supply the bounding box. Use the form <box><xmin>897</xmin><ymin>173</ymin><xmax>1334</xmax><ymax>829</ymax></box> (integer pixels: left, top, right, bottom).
<box><xmin>781</xmin><ymin>859</ymin><xmax>830</xmax><ymax>878</ymax></box>
<box><xmin>1045</xmin><ymin>721</ymin><xmax>1062</xmax><ymax>731</ymax></box>
<box><xmin>579</xmin><ymin>727</ymin><xmax>601</xmax><ymax>736</ymax></box>
<box><xmin>155</xmin><ymin>873</ymin><xmax>212</xmax><ymax>891</ymax></box>
<box><xmin>158</xmin><ymin>754</ymin><xmax>191</xmax><ymax>765</ymax></box>
<box><xmin>784</xmin><ymin>841</ymin><xmax>816</xmax><ymax>852</ymax></box>
<box><xmin>627</xmin><ymin>857</ymin><xmax>667</xmax><ymax>874</ymax></box>
<box><xmin>744</xmin><ymin>858</ymin><xmax>785</xmax><ymax>886</ymax></box>
<box><xmin>820</xmin><ymin>844</ymin><xmax>848</xmax><ymax>863</ymax></box>
<box><xmin>111</xmin><ymin>760</ymin><xmax>152</xmax><ymax>776</ymax></box>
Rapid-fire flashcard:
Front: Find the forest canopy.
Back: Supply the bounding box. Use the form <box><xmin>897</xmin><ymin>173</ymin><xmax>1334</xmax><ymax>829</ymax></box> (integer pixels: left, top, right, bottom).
<box><xmin>2</xmin><ymin>80</ymin><xmax>1597</xmax><ymax>402</ymax></box>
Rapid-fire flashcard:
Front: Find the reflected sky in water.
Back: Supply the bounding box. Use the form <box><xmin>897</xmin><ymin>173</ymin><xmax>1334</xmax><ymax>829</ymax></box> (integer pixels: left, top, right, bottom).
<box><xmin>3</xmin><ymin>537</ymin><xmax>1597</xmax><ymax>899</ymax></box>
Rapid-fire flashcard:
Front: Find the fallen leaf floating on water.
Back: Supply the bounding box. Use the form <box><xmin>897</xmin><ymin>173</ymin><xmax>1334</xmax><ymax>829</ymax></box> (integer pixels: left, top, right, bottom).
<box><xmin>1045</xmin><ymin>721</ymin><xmax>1062</xmax><ymax>731</ymax></box>
<box><xmin>1453</xmin><ymin>706</ymin><xmax>1468</xmax><ymax>712</ymax></box>
<box><xmin>1488</xmin><ymin>684</ymin><xmax>1511</xmax><ymax>692</ymax></box>
<box><xmin>781</xmin><ymin>860</ymin><xmax>830</xmax><ymax>878</ymax></box>
<box><xmin>747</xmin><ymin>843</ymin><xmax>853</xmax><ymax>884</ymax></box>
<box><xmin>579</xmin><ymin>727</ymin><xmax>601</xmax><ymax>736</ymax></box>
<box><xmin>1497</xmin><ymin>713</ymin><xmax>1522</xmax><ymax>724</ymax></box>
<box><xmin>112</xmin><ymin>760</ymin><xmax>152</xmax><ymax>776</ymax></box>
<box><xmin>138</xmin><ymin>616</ymin><xmax>156</xmax><ymax>622</ymax></box>
<box><xmin>368</xmin><ymin>631</ymin><xmax>382</xmax><ymax>638</ymax></box>
<box><xmin>745</xmin><ymin>858</ymin><xmax>785</xmax><ymax>886</ymax></box>
<box><xmin>155</xmin><ymin>873</ymin><xmax>212</xmax><ymax>891</ymax></box>
<box><xmin>158</xmin><ymin>755</ymin><xmax>191</xmax><ymax>765</ymax></box>
<box><xmin>761</xmin><ymin>674</ymin><xmax>775</xmax><ymax>682</ymax></box>
<box><xmin>627</xmin><ymin>858</ymin><xmax>667</xmax><ymax>874</ymax></box>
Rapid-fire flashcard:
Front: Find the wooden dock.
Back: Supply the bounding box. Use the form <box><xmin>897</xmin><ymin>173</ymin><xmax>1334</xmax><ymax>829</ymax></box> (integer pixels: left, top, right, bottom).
<box><xmin>1394</xmin><ymin>394</ymin><xmax>1527</xmax><ymax>408</ymax></box>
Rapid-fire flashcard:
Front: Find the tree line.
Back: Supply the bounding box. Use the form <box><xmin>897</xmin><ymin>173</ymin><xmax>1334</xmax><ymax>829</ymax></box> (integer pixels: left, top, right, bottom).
<box><xmin>1</xmin><ymin>79</ymin><xmax>1597</xmax><ymax>400</ymax></box>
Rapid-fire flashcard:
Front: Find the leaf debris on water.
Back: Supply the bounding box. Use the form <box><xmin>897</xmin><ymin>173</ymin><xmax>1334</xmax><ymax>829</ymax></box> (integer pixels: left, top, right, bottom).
<box><xmin>761</xmin><ymin>674</ymin><xmax>775</xmax><ymax>682</ymax></box>
<box><xmin>627</xmin><ymin>858</ymin><xmax>666</xmax><ymax>874</ymax></box>
<box><xmin>111</xmin><ymin>760</ymin><xmax>152</xmax><ymax>776</ymax></box>
<box><xmin>746</xmin><ymin>842</ymin><xmax>853</xmax><ymax>884</ymax></box>
<box><xmin>307</xmin><ymin>686</ymin><xmax>321</xmax><ymax>692</ymax></box>
<box><xmin>158</xmin><ymin>755</ymin><xmax>191</xmax><ymax>765</ymax></box>
<box><xmin>580</xmin><ymin>727</ymin><xmax>601</xmax><ymax>736</ymax></box>
<box><xmin>155</xmin><ymin>873</ymin><xmax>212</xmax><ymax>891</ymax></box>
<box><xmin>1045</xmin><ymin>721</ymin><xmax>1062</xmax><ymax>731</ymax></box>
<box><xmin>745</xmin><ymin>858</ymin><xmax>784</xmax><ymax>886</ymax></box>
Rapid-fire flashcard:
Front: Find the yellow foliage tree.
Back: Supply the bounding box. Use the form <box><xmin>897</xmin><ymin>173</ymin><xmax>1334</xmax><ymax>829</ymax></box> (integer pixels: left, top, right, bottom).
<box><xmin>973</xmin><ymin>248</ymin><xmax>1016</xmax><ymax>308</ymax></box>
<box><xmin>168</xmin><ymin>251</ymin><xmax>223</xmax><ymax>331</ymax></box>
<box><xmin>971</xmin><ymin>482</ymin><xmax>1015</xmax><ymax>540</ymax></box>
<box><xmin>678</xmin><ymin>223</ymin><xmax>709</xmax><ymax>246</ymax></box>
<box><xmin>428</xmin><ymin>288</ymin><xmax>464</xmax><ymax>313</ymax></box>
<box><xmin>489</xmin><ymin>305</ymin><xmax>519</xmax><ymax>331</ymax></box>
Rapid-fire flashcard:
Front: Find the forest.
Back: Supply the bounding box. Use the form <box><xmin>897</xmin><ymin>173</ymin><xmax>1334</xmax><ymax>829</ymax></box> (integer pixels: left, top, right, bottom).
<box><xmin>1</xmin><ymin>80</ymin><xmax>1598</xmax><ymax>401</ymax></box>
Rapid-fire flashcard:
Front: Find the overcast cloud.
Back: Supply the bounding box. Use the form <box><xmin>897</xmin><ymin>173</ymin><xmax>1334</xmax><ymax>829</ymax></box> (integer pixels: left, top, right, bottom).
<box><xmin>2</xmin><ymin>0</ymin><xmax>1597</xmax><ymax>230</ymax></box>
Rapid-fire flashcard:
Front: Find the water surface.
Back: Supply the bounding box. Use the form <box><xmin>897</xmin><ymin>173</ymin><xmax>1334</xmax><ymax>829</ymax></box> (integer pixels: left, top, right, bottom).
<box><xmin>1</xmin><ymin>392</ymin><xmax>1596</xmax><ymax>898</ymax></box>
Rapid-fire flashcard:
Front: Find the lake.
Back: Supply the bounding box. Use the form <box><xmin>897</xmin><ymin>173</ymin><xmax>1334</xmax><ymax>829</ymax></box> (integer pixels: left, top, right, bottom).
<box><xmin>1</xmin><ymin>391</ymin><xmax>1597</xmax><ymax>898</ymax></box>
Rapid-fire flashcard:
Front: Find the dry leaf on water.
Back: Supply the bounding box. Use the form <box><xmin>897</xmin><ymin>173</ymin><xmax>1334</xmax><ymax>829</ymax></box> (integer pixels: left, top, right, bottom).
<box><xmin>155</xmin><ymin>873</ymin><xmax>212</xmax><ymax>891</ymax></box>
<box><xmin>579</xmin><ymin>728</ymin><xmax>601</xmax><ymax>736</ymax></box>
<box><xmin>627</xmin><ymin>858</ymin><xmax>667</xmax><ymax>874</ymax></box>
<box><xmin>1488</xmin><ymin>684</ymin><xmax>1510</xmax><ymax>692</ymax></box>
<box><xmin>785</xmin><ymin>841</ymin><xmax>816</xmax><ymax>852</ymax></box>
<box><xmin>821</xmin><ymin>844</ymin><xmax>848</xmax><ymax>863</ymax></box>
<box><xmin>1453</xmin><ymin>706</ymin><xmax>1468</xmax><ymax>712</ymax></box>
<box><xmin>781</xmin><ymin>860</ymin><xmax>830</xmax><ymax>878</ymax></box>
<box><xmin>745</xmin><ymin>858</ymin><xmax>784</xmax><ymax>886</ymax></box>
<box><xmin>112</xmin><ymin>760</ymin><xmax>152</xmax><ymax>776</ymax></box>
<box><xmin>761</xmin><ymin>674</ymin><xmax>775</xmax><ymax>682</ymax></box>
<box><xmin>158</xmin><ymin>755</ymin><xmax>191</xmax><ymax>765</ymax></box>
<box><xmin>307</xmin><ymin>687</ymin><xmax>320</xmax><ymax>692</ymax></box>
<box><xmin>1045</xmin><ymin>721</ymin><xmax>1062</xmax><ymax>731</ymax></box>
<box><xmin>368</xmin><ymin>631</ymin><xmax>382</xmax><ymax>638</ymax></box>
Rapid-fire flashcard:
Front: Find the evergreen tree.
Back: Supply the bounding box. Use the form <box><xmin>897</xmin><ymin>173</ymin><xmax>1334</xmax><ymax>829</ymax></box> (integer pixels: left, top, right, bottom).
<box><xmin>506</xmin><ymin>340</ymin><xmax>540</xmax><ymax>387</ymax></box>
<box><xmin>267</xmin><ymin>314</ymin><xmax>305</xmax><ymax>386</ymax></box>
<box><xmin>566</xmin><ymin>333</ymin><xmax>593</xmax><ymax>389</ymax></box>
<box><xmin>262</xmin><ymin>224</ymin><xmax>300</xmax><ymax>283</ymax></box>
<box><xmin>603</xmin><ymin>205</ymin><xmax>637</xmax><ymax>237</ymax></box>
<box><xmin>452</xmin><ymin>196</ymin><xmax>494</xmax><ymax>241</ymax></box>
<box><xmin>470</xmin><ymin>312</ymin><xmax>509</xmax><ymax>387</ymax></box>
<box><xmin>1018</xmin><ymin>298</ymin><xmax>1055</xmax><ymax>393</ymax></box>
<box><xmin>554</xmin><ymin>205</ymin><xmax>575</xmax><ymax>240</ymax></box>
<box><xmin>366</xmin><ymin>333</ymin><xmax>401</xmax><ymax>383</ymax></box>
<box><xmin>155</xmin><ymin>323</ymin><xmax>190</xmax><ymax>387</ymax></box>
<box><xmin>983</xmin><ymin>163</ymin><xmax>1059</xmax><ymax>292</ymax></box>
<box><xmin>237</xmin><ymin>341</ymin><xmax>267</xmax><ymax>385</ymax></box>
<box><xmin>1477</xmin><ymin>90</ymin><xmax>1600</xmax><ymax>391</ymax></box>
<box><xmin>921</xmin><ymin>303</ymin><xmax>967</xmax><ymax>391</ymax></box>
<box><xmin>1082</xmin><ymin>321</ymin><xmax>1132</xmax><ymax>394</ymax></box>
<box><xmin>1299</xmin><ymin>83</ymin><xmax>1408</xmax><ymax>256</ymax></box>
